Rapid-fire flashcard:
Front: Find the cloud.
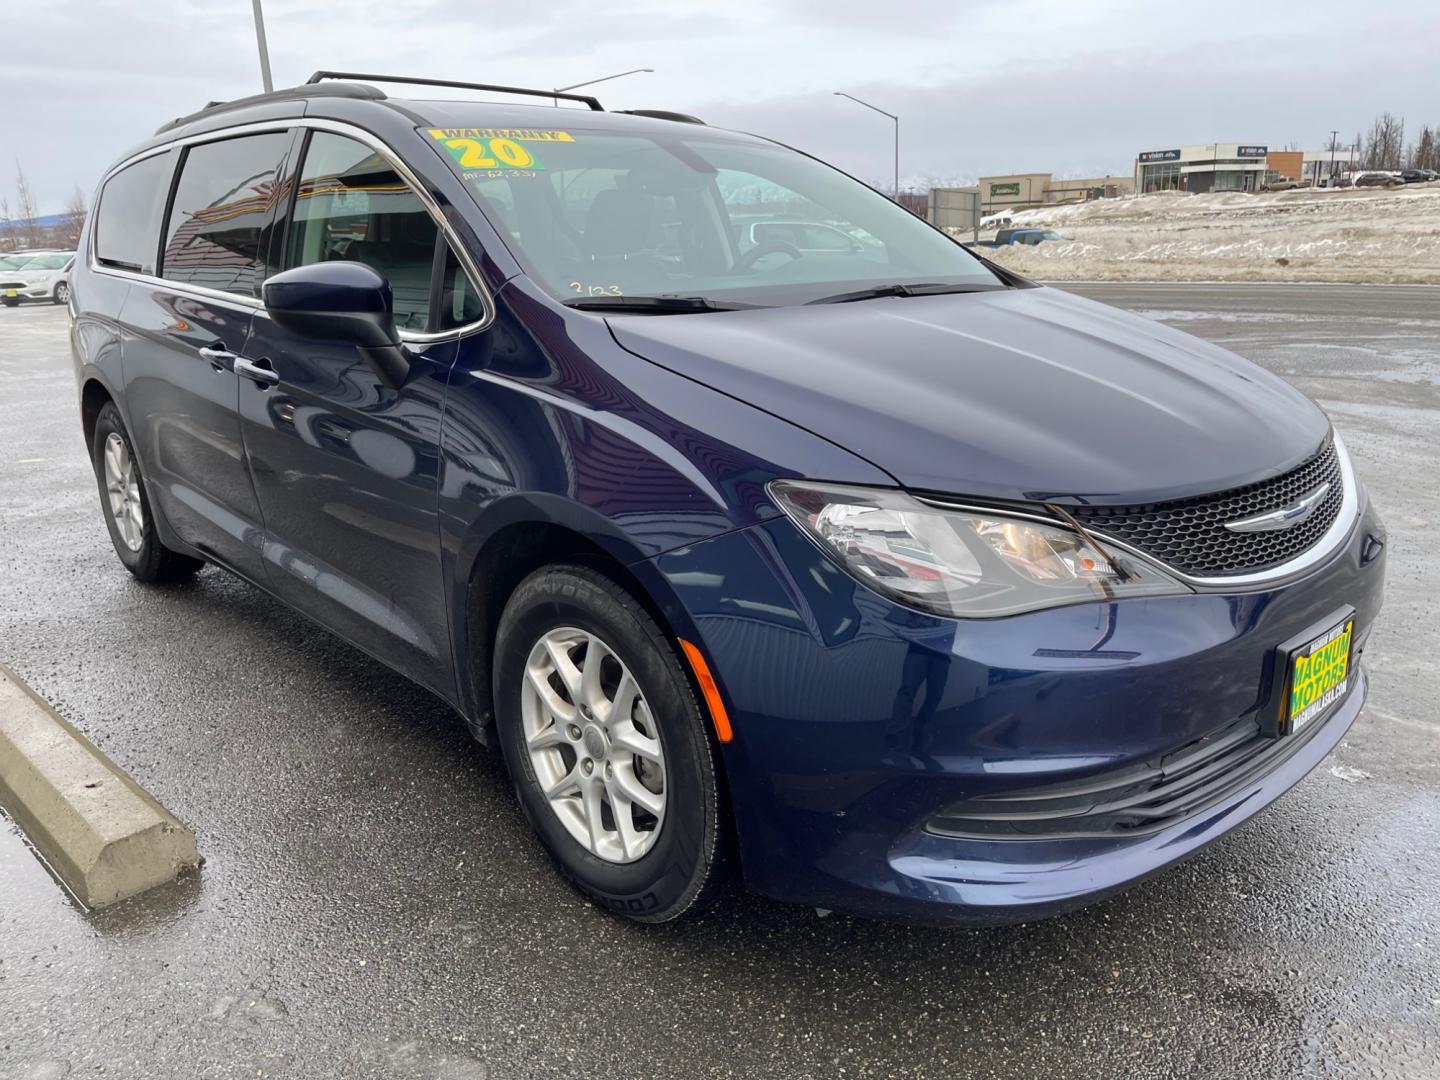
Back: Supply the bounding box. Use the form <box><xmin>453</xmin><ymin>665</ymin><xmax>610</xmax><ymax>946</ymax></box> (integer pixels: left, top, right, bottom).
<box><xmin>693</xmin><ymin>24</ymin><xmax>1440</xmax><ymax>188</ymax></box>
<box><xmin>1</xmin><ymin>0</ymin><xmax>1437</xmax><ymax>213</ymax></box>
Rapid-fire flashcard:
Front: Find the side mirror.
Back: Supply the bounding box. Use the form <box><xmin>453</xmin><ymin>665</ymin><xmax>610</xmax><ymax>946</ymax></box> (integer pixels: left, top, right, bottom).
<box><xmin>262</xmin><ymin>261</ymin><xmax>411</xmax><ymax>388</ymax></box>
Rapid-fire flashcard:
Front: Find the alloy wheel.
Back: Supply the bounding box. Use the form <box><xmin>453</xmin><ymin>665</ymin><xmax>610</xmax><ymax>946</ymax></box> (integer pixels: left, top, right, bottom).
<box><xmin>521</xmin><ymin>626</ymin><xmax>667</xmax><ymax>863</ymax></box>
<box><xmin>103</xmin><ymin>432</ymin><xmax>144</xmax><ymax>551</ymax></box>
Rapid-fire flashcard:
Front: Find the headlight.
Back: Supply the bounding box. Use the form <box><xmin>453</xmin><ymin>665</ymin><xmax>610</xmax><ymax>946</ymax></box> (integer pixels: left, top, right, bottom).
<box><xmin>769</xmin><ymin>481</ymin><xmax>1191</xmax><ymax>618</ymax></box>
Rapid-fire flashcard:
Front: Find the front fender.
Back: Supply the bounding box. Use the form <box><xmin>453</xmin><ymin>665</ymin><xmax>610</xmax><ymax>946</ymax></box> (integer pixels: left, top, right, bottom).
<box><xmin>435</xmin><ymin>279</ymin><xmax>893</xmax><ymax>727</ymax></box>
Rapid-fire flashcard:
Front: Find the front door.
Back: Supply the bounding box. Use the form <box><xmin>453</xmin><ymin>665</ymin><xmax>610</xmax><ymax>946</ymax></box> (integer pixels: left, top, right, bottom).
<box><xmin>238</xmin><ymin>130</ymin><xmax>486</xmax><ymax>694</ymax></box>
<box><xmin>119</xmin><ymin>130</ymin><xmax>293</xmax><ymax>579</ymax></box>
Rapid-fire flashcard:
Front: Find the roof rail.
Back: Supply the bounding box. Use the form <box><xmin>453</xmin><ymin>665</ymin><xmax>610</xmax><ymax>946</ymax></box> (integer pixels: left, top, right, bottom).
<box><xmin>616</xmin><ymin>109</ymin><xmax>706</xmax><ymax>125</ymax></box>
<box><xmin>155</xmin><ymin>81</ymin><xmax>385</xmax><ymax>135</ymax></box>
<box><xmin>306</xmin><ymin>71</ymin><xmax>605</xmax><ymax>112</ymax></box>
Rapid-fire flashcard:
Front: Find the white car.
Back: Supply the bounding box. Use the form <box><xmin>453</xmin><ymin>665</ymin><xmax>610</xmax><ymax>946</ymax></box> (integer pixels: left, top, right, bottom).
<box><xmin>0</xmin><ymin>251</ymin><xmax>75</xmax><ymax>306</ymax></box>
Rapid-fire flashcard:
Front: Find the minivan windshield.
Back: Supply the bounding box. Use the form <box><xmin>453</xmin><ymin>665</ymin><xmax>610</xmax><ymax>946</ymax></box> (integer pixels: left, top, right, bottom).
<box><xmin>424</xmin><ymin>124</ymin><xmax>1004</xmax><ymax>307</ymax></box>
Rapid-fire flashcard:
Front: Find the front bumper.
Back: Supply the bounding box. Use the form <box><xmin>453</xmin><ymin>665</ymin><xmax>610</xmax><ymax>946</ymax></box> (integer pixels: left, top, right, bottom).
<box><xmin>1</xmin><ymin>282</ymin><xmax>53</xmax><ymax>301</ymax></box>
<box><xmin>651</xmin><ymin>498</ymin><xmax>1386</xmax><ymax>925</ymax></box>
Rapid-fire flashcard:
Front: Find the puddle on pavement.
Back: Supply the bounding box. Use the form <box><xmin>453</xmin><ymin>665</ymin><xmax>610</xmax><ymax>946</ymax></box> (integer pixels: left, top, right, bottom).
<box><xmin>0</xmin><ymin>810</ymin><xmax>202</xmax><ymax>935</ymax></box>
<box><xmin>0</xmin><ymin>810</ymin><xmax>84</xmax><ymax>915</ymax></box>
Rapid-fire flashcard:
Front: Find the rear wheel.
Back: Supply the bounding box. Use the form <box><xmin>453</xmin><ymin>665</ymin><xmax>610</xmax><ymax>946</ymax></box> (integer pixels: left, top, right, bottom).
<box><xmin>91</xmin><ymin>402</ymin><xmax>204</xmax><ymax>582</ymax></box>
<box><xmin>494</xmin><ymin>565</ymin><xmax>727</xmax><ymax>922</ymax></box>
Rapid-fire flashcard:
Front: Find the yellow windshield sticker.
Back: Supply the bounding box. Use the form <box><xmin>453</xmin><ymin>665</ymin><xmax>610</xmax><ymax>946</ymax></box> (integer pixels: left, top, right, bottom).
<box><xmin>426</xmin><ymin>128</ymin><xmax>575</xmax><ymax>175</ymax></box>
<box><xmin>426</xmin><ymin>128</ymin><xmax>573</xmax><ymax>142</ymax></box>
<box><xmin>428</xmin><ymin>128</ymin><xmax>574</xmax><ymax>143</ymax></box>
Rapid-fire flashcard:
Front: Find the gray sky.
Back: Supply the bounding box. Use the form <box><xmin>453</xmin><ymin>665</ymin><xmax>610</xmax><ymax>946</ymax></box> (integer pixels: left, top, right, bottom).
<box><xmin>2</xmin><ymin>0</ymin><xmax>1437</xmax><ymax>214</ymax></box>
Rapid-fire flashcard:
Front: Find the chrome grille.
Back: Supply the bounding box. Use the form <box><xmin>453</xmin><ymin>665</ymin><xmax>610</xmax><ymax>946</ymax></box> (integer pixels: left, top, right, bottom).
<box><xmin>1068</xmin><ymin>440</ymin><xmax>1343</xmax><ymax>577</ymax></box>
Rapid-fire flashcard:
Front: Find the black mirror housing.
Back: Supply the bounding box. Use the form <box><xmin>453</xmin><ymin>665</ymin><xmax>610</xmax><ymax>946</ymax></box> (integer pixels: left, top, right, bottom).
<box><xmin>262</xmin><ymin>262</ymin><xmax>411</xmax><ymax>388</ymax></box>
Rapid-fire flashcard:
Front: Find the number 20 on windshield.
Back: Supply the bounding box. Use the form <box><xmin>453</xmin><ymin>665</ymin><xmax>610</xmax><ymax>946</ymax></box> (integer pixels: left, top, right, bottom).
<box><xmin>440</xmin><ymin>137</ymin><xmax>535</xmax><ymax>170</ymax></box>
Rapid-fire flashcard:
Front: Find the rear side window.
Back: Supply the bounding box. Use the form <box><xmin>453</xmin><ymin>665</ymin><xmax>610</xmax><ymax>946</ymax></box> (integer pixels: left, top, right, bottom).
<box><xmin>162</xmin><ymin>132</ymin><xmax>291</xmax><ymax>297</ymax></box>
<box><xmin>94</xmin><ymin>150</ymin><xmax>176</xmax><ymax>275</ymax></box>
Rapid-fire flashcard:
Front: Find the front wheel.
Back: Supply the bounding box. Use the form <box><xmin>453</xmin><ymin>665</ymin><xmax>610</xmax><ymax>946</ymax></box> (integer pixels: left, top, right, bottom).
<box><xmin>53</xmin><ymin>281</ymin><xmax>69</xmax><ymax>305</ymax></box>
<box><xmin>494</xmin><ymin>565</ymin><xmax>728</xmax><ymax>922</ymax></box>
<box><xmin>91</xmin><ymin>402</ymin><xmax>205</xmax><ymax>582</ymax></box>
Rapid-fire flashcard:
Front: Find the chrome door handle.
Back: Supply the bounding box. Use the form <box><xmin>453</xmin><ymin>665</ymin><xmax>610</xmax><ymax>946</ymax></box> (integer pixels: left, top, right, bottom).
<box><xmin>198</xmin><ymin>345</ymin><xmax>236</xmax><ymax>372</ymax></box>
<box><xmin>234</xmin><ymin>356</ymin><xmax>279</xmax><ymax>387</ymax></box>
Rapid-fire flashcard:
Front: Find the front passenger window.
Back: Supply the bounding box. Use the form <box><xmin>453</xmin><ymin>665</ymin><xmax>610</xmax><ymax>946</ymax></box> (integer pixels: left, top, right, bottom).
<box><xmin>438</xmin><ymin>244</ymin><xmax>485</xmax><ymax>330</ymax></box>
<box><xmin>287</xmin><ymin>132</ymin><xmax>461</xmax><ymax>332</ymax></box>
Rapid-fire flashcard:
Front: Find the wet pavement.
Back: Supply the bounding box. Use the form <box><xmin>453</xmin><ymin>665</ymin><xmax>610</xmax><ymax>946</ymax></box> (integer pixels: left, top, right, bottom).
<box><xmin>1</xmin><ymin>284</ymin><xmax>1437</xmax><ymax>1079</ymax></box>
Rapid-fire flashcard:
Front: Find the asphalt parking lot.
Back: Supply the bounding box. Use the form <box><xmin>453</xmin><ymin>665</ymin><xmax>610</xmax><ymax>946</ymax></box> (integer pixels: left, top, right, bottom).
<box><xmin>1</xmin><ymin>284</ymin><xmax>1437</xmax><ymax>1080</ymax></box>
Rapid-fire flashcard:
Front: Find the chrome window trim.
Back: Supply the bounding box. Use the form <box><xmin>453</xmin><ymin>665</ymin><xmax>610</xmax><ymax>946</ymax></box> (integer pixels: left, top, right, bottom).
<box><xmin>914</xmin><ymin>432</ymin><xmax>1361</xmax><ymax>591</ymax></box>
<box><xmin>86</xmin><ymin>117</ymin><xmax>496</xmax><ymax>342</ymax></box>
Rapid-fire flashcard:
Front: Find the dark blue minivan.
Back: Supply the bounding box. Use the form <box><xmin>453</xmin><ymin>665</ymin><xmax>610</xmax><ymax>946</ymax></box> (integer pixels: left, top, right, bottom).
<box><xmin>71</xmin><ymin>73</ymin><xmax>1386</xmax><ymax>924</ymax></box>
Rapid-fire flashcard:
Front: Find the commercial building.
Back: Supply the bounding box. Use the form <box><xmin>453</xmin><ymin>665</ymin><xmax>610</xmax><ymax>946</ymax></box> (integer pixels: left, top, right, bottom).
<box><xmin>1135</xmin><ymin>143</ymin><xmax>1369</xmax><ymax>194</ymax></box>
<box><xmin>1301</xmin><ymin>146</ymin><xmax>1361</xmax><ymax>185</ymax></box>
<box><xmin>977</xmin><ymin>172</ymin><xmax>1134</xmax><ymax>215</ymax></box>
<box><xmin>1135</xmin><ymin>144</ymin><xmax>1277</xmax><ymax>194</ymax></box>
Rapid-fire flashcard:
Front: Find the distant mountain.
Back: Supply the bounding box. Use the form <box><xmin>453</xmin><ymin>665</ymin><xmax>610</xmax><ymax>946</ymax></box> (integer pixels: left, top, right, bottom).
<box><xmin>0</xmin><ymin>214</ymin><xmax>69</xmax><ymax>233</ymax></box>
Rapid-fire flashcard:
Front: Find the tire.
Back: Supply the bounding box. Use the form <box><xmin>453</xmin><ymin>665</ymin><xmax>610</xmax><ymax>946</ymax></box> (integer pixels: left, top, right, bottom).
<box><xmin>91</xmin><ymin>402</ymin><xmax>205</xmax><ymax>583</ymax></box>
<box><xmin>494</xmin><ymin>564</ymin><xmax>728</xmax><ymax>923</ymax></box>
<box><xmin>53</xmin><ymin>282</ymin><xmax>69</xmax><ymax>305</ymax></box>
<box><xmin>1</xmin><ymin>299</ymin><xmax>18</xmax><ymax>308</ymax></box>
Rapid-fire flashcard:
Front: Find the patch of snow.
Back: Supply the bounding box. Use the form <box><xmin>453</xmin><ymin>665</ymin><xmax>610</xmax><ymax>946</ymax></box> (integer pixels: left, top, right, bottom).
<box><xmin>977</xmin><ymin>184</ymin><xmax>1440</xmax><ymax>283</ymax></box>
<box><xmin>1329</xmin><ymin>765</ymin><xmax>1372</xmax><ymax>783</ymax></box>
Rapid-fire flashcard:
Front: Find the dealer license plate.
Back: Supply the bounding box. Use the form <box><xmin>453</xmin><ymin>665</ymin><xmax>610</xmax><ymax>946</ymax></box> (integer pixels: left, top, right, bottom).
<box><xmin>3</xmin><ymin>290</ymin><xmax>17</xmax><ymax>298</ymax></box>
<box><xmin>1283</xmin><ymin>616</ymin><xmax>1354</xmax><ymax>735</ymax></box>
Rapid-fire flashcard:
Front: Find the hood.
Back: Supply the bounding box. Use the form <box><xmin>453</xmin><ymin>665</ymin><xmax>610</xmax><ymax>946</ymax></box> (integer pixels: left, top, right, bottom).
<box><xmin>606</xmin><ymin>286</ymin><xmax>1330</xmax><ymax>505</ymax></box>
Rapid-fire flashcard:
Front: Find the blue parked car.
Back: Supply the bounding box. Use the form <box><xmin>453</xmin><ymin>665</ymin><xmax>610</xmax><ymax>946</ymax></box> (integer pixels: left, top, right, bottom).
<box><xmin>71</xmin><ymin>73</ymin><xmax>1386</xmax><ymax>925</ymax></box>
<box><xmin>972</xmin><ymin>227</ymin><xmax>1069</xmax><ymax>248</ymax></box>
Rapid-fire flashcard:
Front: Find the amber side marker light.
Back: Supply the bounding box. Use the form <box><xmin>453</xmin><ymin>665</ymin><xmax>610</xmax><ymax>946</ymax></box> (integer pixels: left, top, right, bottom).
<box><xmin>678</xmin><ymin>638</ymin><xmax>734</xmax><ymax>743</ymax></box>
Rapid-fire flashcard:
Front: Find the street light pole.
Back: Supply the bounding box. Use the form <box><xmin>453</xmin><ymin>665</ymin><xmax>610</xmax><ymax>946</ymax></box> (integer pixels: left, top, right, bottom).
<box><xmin>251</xmin><ymin>0</ymin><xmax>274</xmax><ymax>93</ymax></box>
<box><xmin>1329</xmin><ymin>129</ymin><xmax>1339</xmax><ymax>185</ymax></box>
<box><xmin>556</xmin><ymin>68</ymin><xmax>654</xmax><ymax>94</ymax></box>
<box><xmin>834</xmin><ymin>92</ymin><xmax>899</xmax><ymax>202</ymax></box>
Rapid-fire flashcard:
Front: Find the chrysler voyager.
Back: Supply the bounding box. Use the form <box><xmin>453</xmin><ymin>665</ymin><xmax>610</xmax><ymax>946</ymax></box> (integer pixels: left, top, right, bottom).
<box><xmin>70</xmin><ymin>73</ymin><xmax>1386</xmax><ymax>923</ymax></box>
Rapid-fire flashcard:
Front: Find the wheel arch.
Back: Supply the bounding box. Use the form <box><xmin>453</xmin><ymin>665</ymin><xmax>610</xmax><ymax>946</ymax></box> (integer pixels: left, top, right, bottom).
<box><xmin>452</xmin><ymin>493</ymin><xmax>706</xmax><ymax>748</ymax></box>
<box><xmin>80</xmin><ymin>374</ymin><xmax>117</xmax><ymax>451</ymax></box>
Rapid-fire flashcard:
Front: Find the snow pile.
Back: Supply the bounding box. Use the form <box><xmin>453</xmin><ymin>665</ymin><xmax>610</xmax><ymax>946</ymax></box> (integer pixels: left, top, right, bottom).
<box><xmin>969</xmin><ymin>184</ymin><xmax>1440</xmax><ymax>283</ymax></box>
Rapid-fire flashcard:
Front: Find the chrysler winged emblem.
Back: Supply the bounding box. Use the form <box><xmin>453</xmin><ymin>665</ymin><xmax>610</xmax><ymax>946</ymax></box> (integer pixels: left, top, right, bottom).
<box><xmin>1224</xmin><ymin>482</ymin><xmax>1331</xmax><ymax>533</ymax></box>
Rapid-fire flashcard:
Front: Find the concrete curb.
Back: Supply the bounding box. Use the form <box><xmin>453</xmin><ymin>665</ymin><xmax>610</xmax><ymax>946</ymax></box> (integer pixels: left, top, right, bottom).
<box><xmin>0</xmin><ymin>664</ymin><xmax>199</xmax><ymax>908</ymax></box>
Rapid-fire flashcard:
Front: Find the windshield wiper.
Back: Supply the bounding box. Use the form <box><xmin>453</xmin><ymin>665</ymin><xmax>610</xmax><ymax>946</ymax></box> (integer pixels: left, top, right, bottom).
<box><xmin>805</xmin><ymin>282</ymin><xmax>1005</xmax><ymax>305</ymax></box>
<box><xmin>563</xmin><ymin>295</ymin><xmax>762</xmax><ymax>314</ymax></box>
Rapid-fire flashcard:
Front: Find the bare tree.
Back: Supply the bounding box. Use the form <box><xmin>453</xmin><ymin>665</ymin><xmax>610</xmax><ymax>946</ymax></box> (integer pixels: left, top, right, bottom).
<box><xmin>1362</xmin><ymin>113</ymin><xmax>1406</xmax><ymax>171</ymax></box>
<box><xmin>1409</xmin><ymin>125</ymin><xmax>1438</xmax><ymax>172</ymax></box>
<box><xmin>13</xmin><ymin>159</ymin><xmax>42</xmax><ymax>247</ymax></box>
<box><xmin>58</xmin><ymin>186</ymin><xmax>88</xmax><ymax>247</ymax></box>
<box><xmin>0</xmin><ymin>193</ymin><xmax>12</xmax><ymax>253</ymax></box>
